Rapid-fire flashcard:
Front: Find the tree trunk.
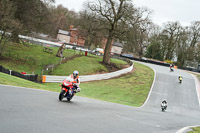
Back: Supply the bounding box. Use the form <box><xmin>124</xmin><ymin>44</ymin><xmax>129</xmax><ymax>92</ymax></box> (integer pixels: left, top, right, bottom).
<box><xmin>56</xmin><ymin>43</ymin><xmax>66</xmax><ymax>57</ymax></box>
<box><xmin>0</xmin><ymin>31</ymin><xmax>6</xmax><ymax>57</ymax></box>
<box><xmin>11</xmin><ymin>30</ymin><xmax>20</xmax><ymax>43</ymax></box>
<box><xmin>103</xmin><ymin>33</ymin><xmax>113</xmax><ymax>65</ymax></box>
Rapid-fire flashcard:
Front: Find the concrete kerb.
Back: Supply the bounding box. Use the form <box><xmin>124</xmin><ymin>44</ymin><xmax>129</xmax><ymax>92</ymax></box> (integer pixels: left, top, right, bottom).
<box><xmin>190</xmin><ymin>74</ymin><xmax>200</xmax><ymax>107</ymax></box>
<box><xmin>139</xmin><ymin>66</ymin><xmax>156</xmax><ymax>108</ymax></box>
<box><xmin>176</xmin><ymin>125</ymin><xmax>200</xmax><ymax>133</ymax></box>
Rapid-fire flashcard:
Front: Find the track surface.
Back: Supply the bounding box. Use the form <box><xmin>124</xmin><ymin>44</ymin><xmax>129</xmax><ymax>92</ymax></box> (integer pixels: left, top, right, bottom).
<box><xmin>0</xmin><ymin>62</ymin><xmax>200</xmax><ymax>133</ymax></box>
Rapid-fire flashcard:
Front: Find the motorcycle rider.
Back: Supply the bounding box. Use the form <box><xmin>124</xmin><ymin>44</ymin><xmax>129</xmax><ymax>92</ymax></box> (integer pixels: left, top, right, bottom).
<box><xmin>66</xmin><ymin>70</ymin><xmax>81</xmax><ymax>94</ymax></box>
<box><xmin>178</xmin><ymin>75</ymin><xmax>182</xmax><ymax>83</ymax></box>
<box><xmin>170</xmin><ymin>64</ymin><xmax>174</xmax><ymax>71</ymax></box>
<box><xmin>161</xmin><ymin>99</ymin><xmax>168</xmax><ymax>110</ymax></box>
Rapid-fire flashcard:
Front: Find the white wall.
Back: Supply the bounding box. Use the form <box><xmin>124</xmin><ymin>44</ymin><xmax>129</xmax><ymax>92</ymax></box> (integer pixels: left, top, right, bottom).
<box><xmin>43</xmin><ymin>63</ymin><xmax>134</xmax><ymax>83</ymax></box>
<box><xmin>111</xmin><ymin>46</ymin><xmax>123</xmax><ymax>54</ymax></box>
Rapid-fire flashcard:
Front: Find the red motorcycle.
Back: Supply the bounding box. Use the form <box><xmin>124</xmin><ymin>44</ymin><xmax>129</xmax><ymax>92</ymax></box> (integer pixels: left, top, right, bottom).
<box><xmin>59</xmin><ymin>79</ymin><xmax>77</xmax><ymax>101</ymax></box>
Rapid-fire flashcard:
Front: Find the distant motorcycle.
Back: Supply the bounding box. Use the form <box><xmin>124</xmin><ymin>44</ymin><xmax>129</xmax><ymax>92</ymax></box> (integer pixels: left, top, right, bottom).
<box><xmin>169</xmin><ymin>63</ymin><xmax>174</xmax><ymax>72</ymax></box>
<box><xmin>59</xmin><ymin>79</ymin><xmax>77</xmax><ymax>101</ymax></box>
<box><xmin>178</xmin><ymin>76</ymin><xmax>182</xmax><ymax>83</ymax></box>
<box><xmin>161</xmin><ymin>103</ymin><xmax>167</xmax><ymax>112</ymax></box>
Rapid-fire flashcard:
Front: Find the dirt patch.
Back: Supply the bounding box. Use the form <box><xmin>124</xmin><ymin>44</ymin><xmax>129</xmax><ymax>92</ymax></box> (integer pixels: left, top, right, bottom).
<box><xmin>60</xmin><ymin>55</ymin><xmax>81</xmax><ymax>64</ymax></box>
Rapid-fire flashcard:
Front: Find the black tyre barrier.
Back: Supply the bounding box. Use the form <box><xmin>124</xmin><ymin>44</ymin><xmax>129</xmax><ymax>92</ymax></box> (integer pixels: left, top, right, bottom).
<box><xmin>0</xmin><ymin>65</ymin><xmax>38</xmax><ymax>82</ymax></box>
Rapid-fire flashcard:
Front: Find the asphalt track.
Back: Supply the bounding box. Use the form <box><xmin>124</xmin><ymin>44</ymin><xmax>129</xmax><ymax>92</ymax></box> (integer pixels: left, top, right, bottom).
<box><xmin>0</xmin><ymin>62</ymin><xmax>200</xmax><ymax>133</ymax></box>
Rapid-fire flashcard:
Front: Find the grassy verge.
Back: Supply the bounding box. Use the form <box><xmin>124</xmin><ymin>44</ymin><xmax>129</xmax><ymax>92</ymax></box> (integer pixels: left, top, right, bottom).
<box><xmin>0</xmin><ymin>72</ymin><xmax>60</xmax><ymax>92</ymax></box>
<box><xmin>77</xmin><ymin>62</ymin><xmax>154</xmax><ymax>106</ymax></box>
<box><xmin>197</xmin><ymin>75</ymin><xmax>200</xmax><ymax>81</ymax></box>
<box><xmin>0</xmin><ymin>42</ymin><xmax>128</xmax><ymax>76</ymax></box>
<box><xmin>52</xmin><ymin>56</ymin><xmax>108</xmax><ymax>76</ymax></box>
<box><xmin>0</xmin><ymin>62</ymin><xmax>154</xmax><ymax>107</ymax></box>
<box><xmin>0</xmin><ymin>42</ymin><xmax>79</xmax><ymax>75</ymax></box>
<box><xmin>52</xmin><ymin>56</ymin><xmax>128</xmax><ymax>76</ymax></box>
<box><xmin>188</xmin><ymin>127</ymin><xmax>200</xmax><ymax>133</ymax></box>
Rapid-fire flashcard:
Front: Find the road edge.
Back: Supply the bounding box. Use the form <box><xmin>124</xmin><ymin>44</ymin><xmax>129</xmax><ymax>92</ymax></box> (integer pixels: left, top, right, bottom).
<box><xmin>176</xmin><ymin>73</ymin><xmax>200</xmax><ymax>133</ymax></box>
<box><xmin>176</xmin><ymin>125</ymin><xmax>200</xmax><ymax>133</ymax></box>
<box><xmin>190</xmin><ymin>74</ymin><xmax>200</xmax><ymax>106</ymax></box>
<box><xmin>139</xmin><ymin>66</ymin><xmax>156</xmax><ymax>108</ymax></box>
<box><xmin>0</xmin><ymin>83</ymin><xmax>57</xmax><ymax>93</ymax></box>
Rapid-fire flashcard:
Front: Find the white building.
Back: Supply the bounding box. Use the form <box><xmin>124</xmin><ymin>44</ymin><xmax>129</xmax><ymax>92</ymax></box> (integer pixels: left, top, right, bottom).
<box><xmin>111</xmin><ymin>42</ymin><xmax>123</xmax><ymax>55</ymax></box>
<box><xmin>57</xmin><ymin>29</ymin><xmax>70</xmax><ymax>43</ymax></box>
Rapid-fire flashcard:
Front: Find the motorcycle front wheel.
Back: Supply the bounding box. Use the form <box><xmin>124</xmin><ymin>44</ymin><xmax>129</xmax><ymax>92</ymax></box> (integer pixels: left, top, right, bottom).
<box><xmin>59</xmin><ymin>90</ymin><xmax>66</xmax><ymax>101</ymax></box>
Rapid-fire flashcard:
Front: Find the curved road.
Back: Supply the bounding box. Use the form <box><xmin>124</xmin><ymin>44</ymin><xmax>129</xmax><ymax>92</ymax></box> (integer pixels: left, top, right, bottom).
<box><xmin>0</xmin><ymin>62</ymin><xmax>200</xmax><ymax>133</ymax></box>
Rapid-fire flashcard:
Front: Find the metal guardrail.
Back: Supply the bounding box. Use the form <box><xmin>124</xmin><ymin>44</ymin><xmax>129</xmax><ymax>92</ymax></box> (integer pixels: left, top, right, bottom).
<box><xmin>42</xmin><ymin>63</ymin><xmax>134</xmax><ymax>83</ymax></box>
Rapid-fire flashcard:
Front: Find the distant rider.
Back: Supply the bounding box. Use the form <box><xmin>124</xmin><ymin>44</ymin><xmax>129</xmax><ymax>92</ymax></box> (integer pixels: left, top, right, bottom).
<box><xmin>66</xmin><ymin>70</ymin><xmax>81</xmax><ymax>94</ymax></box>
<box><xmin>178</xmin><ymin>75</ymin><xmax>182</xmax><ymax>82</ymax></box>
<box><xmin>161</xmin><ymin>99</ymin><xmax>168</xmax><ymax>110</ymax></box>
<box><xmin>170</xmin><ymin>64</ymin><xmax>174</xmax><ymax>71</ymax></box>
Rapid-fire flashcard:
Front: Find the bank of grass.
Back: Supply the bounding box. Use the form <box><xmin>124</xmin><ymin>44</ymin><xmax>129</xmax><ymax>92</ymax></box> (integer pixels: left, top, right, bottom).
<box><xmin>0</xmin><ymin>72</ymin><xmax>60</xmax><ymax>92</ymax></box>
<box><xmin>0</xmin><ymin>42</ymin><xmax>128</xmax><ymax>76</ymax></box>
<box><xmin>0</xmin><ymin>62</ymin><xmax>154</xmax><ymax>107</ymax></box>
<box><xmin>52</xmin><ymin>56</ymin><xmax>128</xmax><ymax>76</ymax></box>
<box><xmin>77</xmin><ymin>62</ymin><xmax>154</xmax><ymax>106</ymax></box>
<box><xmin>0</xmin><ymin>42</ymin><xmax>79</xmax><ymax>74</ymax></box>
<box><xmin>197</xmin><ymin>75</ymin><xmax>200</xmax><ymax>81</ymax></box>
<box><xmin>188</xmin><ymin>127</ymin><xmax>200</xmax><ymax>133</ymax></box>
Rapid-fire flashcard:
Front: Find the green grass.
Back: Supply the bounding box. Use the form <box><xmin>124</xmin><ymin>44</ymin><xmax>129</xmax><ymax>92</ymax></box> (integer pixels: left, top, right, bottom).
<box><xmin>188</xmin><ymin>127</ymin><xmax>200</xmax><ymax>133</ymax></box>
<box><xmin>197</xmin><ymin>75</ymin><xmax>200</xmax><ymax>81</ymax></box>
<box><xmin>110</xmin><ymin>58</ymin><xmax>128</xmax><ymax>68</ymax></box>
<box><xmin>51</xmin><ymin>55</ymin><xmax>128</xmax><ymax>76</ymax></box>
<box><xmin>52</xmin><ymin>56</ymin><xmax>108</xmax><ymax>75</ymax></box>
<box><xmin>77</xmin><ymin>62</ymin><xmax>154</xmax><ymax>106</ymax></box>
<box><xmin>0</xmin><ymin>42</ymin><xmax>78</xmax><ymax>75</ymax></box>
<box><xmin>0</xmin><ymin>42</ymin><xmax>128</xmax><ymax>76</ymax></box>
<box><xmin>0</xmin><ymin>62</ymin><xmax>154</xmax><ymax>107</ymax></box>
<box><xmin>0</xmin><ymin>72</ymin><xmax>60</xmax><ymax>92</ymax></box>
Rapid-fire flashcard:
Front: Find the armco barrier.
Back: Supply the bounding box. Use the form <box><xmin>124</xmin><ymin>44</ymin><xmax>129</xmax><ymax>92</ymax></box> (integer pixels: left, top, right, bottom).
<box><xmin>42</xmin><ymin>63</ymin><xmax>134</xmax><ymax>83</ymax></box>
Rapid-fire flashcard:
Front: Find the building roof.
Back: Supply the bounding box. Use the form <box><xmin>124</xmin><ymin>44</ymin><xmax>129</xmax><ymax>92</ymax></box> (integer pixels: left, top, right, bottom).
<box><xmin>113</xmin><ymin>42</ymin><xmax>123</xmax><ymax>47</ymax></box>
<box><xmin>58</xmin><ymin>29</ymin><xmax>69</xmax><ymax>35</ymax></box>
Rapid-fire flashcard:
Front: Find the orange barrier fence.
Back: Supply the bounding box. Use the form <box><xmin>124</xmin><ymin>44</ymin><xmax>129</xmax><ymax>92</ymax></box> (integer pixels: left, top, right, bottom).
<box><xmin>42</xmin><ymin>75</ymin><xmax>46</xmax><ymax>83</ymax></box>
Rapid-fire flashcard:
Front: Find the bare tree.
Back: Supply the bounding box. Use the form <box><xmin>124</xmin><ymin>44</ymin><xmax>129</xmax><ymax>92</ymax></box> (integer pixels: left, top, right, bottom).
<box><xmin>0</xmin><ymin>0</ymin><xmax>20</xmax><ymax>57</ymax></box>
<box><xmin>160</xmin><ymin>22</ymin><xmax>183</xmax><ymax>60</ymax></box>
<box><xmin>87</xmin><ymin>0</ymin><xmax>132</xmax><ymax>64</ymax></box>
<box><xmin>9</xmin><ymin>0</ymin><xmax>53</xmax><ymax>42</ymax></box>
<box><xmin>78</xmin><ymin>10</ymin><xmax>106</xmax><ymax>48</ymax></box>
<box><xmin>188</xmin><ymin>21</ymin><xmax>200</xmax><ymax>47</ymax></box>
<box><xmin>123</xmin><ymin>7</ymin><xmax>152</xmax><ymax>58</ymax></box>
<box><xmin>56</xmin><ymin>43</ymin><xmax>66</xmax><ymax>57</ymax></box>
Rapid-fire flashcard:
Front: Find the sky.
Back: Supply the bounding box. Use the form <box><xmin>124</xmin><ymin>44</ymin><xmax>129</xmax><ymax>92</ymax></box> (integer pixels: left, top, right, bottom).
<box><xmin>55</xmin><ymin>0</ymin><xmax>200</xmax><ymax>26</ymax></box>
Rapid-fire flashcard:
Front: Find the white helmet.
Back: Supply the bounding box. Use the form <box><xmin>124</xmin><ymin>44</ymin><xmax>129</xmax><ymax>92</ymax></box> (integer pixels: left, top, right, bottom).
<box><xmin>73</xmin><ymin>70</ymin><xmax>79</xmax><ymax>79</ymax></box>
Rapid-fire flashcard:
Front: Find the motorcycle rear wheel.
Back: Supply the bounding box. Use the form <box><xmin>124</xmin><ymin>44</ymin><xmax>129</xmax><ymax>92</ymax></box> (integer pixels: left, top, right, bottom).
<box><xmin>67</xmin><ymin>94</ymin><xmax>74</xmax><ymax>101</ymax></box>
<box><xmin>59</xmin><ymin>90</ymin><xmax>65</xmax><ymax>101</ymax></box>
<box><xmin>67</xmin><ymin>98</ymin><xmax>72</xmax><ymax>101</ymax></box>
